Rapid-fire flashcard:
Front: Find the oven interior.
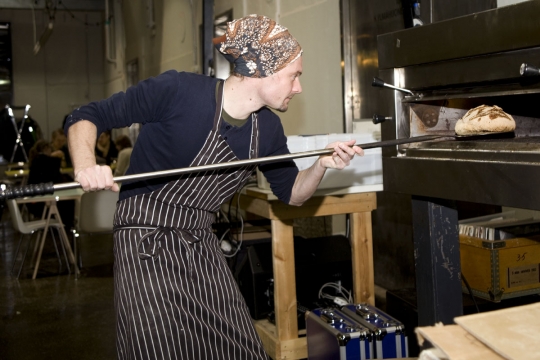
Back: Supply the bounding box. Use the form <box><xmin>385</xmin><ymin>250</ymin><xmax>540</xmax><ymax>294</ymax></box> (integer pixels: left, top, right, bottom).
<box><xmin>405</xmin><ymin>92</ymin><xmax>540</xmax><ymax>163</ymax></box>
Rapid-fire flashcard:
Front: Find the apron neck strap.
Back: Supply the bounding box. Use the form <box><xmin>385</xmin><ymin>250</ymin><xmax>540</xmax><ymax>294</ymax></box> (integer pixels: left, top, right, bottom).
<box><xmin>213</xmin><ymin>80</ymin><xmax>225</xmax><ymax>131</ymax></box>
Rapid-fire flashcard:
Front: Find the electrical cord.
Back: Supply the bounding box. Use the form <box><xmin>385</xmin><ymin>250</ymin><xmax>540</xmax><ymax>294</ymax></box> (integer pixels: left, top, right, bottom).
<box><xmin>219</xmin><ymin>208</ymin><xmax>230</xmax><ymax>223</ymax></box>
<box><xmin>318</xmin><ymin>282</ymin><xmax>353</xmax><ymax>306</ymax></box>
<box><xmin>461</xmin><ymin>273</ymin><xmax>480</xmax><ymax>313</ymax></box>
<box><xmin>221</xmin><ymin>181</ymin><xmax>257</xmax><ymax>258</ymax></box>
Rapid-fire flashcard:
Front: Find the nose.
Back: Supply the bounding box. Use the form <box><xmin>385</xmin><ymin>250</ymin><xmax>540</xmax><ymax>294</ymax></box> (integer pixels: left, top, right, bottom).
<box><xmin>293</xmin><ymin>77</ymin><xmax>302</xmax><ymax>94</ymax></box>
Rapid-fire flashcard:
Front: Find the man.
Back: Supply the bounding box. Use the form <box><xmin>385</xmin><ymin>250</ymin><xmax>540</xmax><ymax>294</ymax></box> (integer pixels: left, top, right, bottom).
<box><xmin>66</xmin><ymin>14</ymin><xmax>363</xmax><ymax>360</ymax></box>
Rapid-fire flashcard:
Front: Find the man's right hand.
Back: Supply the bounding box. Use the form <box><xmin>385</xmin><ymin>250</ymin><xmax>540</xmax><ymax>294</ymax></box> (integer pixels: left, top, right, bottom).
<box><xmin>75</xmin><ymin>165</ymin><xmax>119</xmax><ymax>192</ymax></box>
<box><xmin>67</xmin><ymin>120</ymin><xmax>119</xmax><ymax>192</ymax></box>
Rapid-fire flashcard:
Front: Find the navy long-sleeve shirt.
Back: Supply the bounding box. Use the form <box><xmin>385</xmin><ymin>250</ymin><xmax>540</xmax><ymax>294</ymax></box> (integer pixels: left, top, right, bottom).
<box><xmin>65</xmin><ymin>70</ymin><xmax>298</xmax><ymax>203</ymax></box>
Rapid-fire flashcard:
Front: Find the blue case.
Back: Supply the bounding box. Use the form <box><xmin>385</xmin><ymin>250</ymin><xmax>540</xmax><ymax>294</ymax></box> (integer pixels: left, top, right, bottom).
<box><xmin>306</xmin><ymin>308</ymin><xmax>373</xmax><ymax>360</ymax></box>
<box><xmin>340</xmin><ymin>304</ymin><xmax>408</xmax><ymax>359</ymax></box>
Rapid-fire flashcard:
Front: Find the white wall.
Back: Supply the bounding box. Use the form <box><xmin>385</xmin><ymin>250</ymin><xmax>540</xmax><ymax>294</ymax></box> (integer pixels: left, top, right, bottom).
<box><xmin>121</xmin><ymin>0</ymin><xmax>202</xmax><ymax>85</ymax></box>
<box><xmin>1</xmin><ymin>8</ymin><xmax>104</xmax><ymax>140</ymax></box>
<box><xmin>103</xmin><ymin>0</ymin><xmax>127</xmax><ymax>98</ymax></box>
<box><xmin>279</xmin><ymin>0</ymin><xmax>344</xmax><ymax>136</ymax></box>
<box><xmin>215</xmin><ymin>0</ymin><xmax>345</xmax><ymax>136</ymax></box>
<box><xmin>2</xmin><ymin>0</ymin><xmax>344</xmax><ymax>139</ymax></box>
<box><xmin>119</xmin><ymin>0</ymin><xmax>344</xmax><ymax>136</ymax></box>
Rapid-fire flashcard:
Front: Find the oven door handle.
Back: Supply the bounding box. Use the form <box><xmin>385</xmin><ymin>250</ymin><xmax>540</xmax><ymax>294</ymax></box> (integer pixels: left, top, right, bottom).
<box><xmin>372</xmin><ymin>77</ymin><xmax>415</xmax><ymax>96</ymax></box>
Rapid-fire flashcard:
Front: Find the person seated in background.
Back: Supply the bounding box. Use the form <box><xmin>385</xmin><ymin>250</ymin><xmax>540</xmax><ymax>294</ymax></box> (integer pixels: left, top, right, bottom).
<box><xmin>51</xmin><ymin>128</ymin><xmax>72</xmax><ymax>168</ymax></box>
<box><xmin>26</xmin><ymin>140</ymin><xmax>74</xmax><ymax>229</ymax></box>
<box><xmin>28</xmin><ymin>140</ymin><xmax>64</xmax><ymax>184</ymax></box>
<box><xmin>95</xmin><ymin>130</ymin><xmax>118</xmax><ymax>165</ymax></box>
<box><xmin>113</xmin><ymin>135</ymin><xmax>133</xmax><ymax>177</ymax></box>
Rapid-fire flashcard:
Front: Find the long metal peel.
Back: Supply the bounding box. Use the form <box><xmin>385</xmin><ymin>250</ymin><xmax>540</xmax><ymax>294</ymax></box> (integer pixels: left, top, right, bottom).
<box><xmin>1</xmin><ymin>135</ymin><xmax>446</xmax><ymax>200</ymax></box>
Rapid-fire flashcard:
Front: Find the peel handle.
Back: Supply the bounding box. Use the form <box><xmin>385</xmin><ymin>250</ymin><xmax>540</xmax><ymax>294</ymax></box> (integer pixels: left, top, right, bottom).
<box><xmin>1</xmin><ymin>182</ymin><xmax>55</xmax><ymax>200</ymax></box>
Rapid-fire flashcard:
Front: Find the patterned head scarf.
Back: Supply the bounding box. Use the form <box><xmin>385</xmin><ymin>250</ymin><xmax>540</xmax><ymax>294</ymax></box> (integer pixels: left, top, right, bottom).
<box><xmin>213</xmin><ymin>14</ymin><xmax>302</xmax><ymax>78</ymax></box>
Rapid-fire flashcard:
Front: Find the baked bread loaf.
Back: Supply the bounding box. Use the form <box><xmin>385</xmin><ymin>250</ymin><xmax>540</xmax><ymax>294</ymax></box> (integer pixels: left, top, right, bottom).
<box><xmin>455</xmin><ymin>105</ymin><xmax>515</xmax><ymax>136</ymax></box>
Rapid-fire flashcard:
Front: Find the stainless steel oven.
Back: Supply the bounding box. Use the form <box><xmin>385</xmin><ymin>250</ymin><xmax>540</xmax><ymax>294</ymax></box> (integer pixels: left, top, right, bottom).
<box><xmin>374</xmin><ymin>0</ymin><xmax>540</xmax><ymax>327</ymax></box>
<box><xmin>376</xmin><ymin>1</ymin><xmax>540</xmax><ymax>211</ymax></box>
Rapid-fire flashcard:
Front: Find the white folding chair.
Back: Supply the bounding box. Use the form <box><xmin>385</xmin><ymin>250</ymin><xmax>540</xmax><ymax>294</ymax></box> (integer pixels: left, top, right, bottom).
<box><xmin>7</xmin><ymin>199</ymin><xmax>70</xmax><ymax>279</ymax></box>
<box><xmin>74</xmin><ymin>190</ymin><xmax>119</xmax><ymax>274</ymax></box>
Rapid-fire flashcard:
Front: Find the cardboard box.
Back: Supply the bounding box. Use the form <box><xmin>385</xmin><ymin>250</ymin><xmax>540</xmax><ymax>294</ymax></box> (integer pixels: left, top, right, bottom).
<box><xmin>460</xmin><ymin>234</ymin><xmax>540</xmax><ymax>302</ymax></box>
<box><xmin>257</xmin><ymin>133</ymin><xmax>383</xmax><ymax>191</ymax></box>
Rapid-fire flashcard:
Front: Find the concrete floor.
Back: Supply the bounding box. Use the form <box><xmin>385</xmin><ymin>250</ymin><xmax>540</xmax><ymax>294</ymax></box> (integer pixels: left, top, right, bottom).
<box><xmin>7</xmin><ymin>197</ymin><xmax>537</xmax><ymax>360</ymax></box>
<box><xmin>0</xmin><ymin>205</ymin><xmax>117</xmax><ymax>359</ymax></box>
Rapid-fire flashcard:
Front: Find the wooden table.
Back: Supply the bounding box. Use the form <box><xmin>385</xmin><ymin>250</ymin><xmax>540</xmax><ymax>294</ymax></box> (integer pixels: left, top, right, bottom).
<box><xmin>16</xmin><ymin>188</ymin><xmax>83</xmax><ymax>279</ymax></box>
<box><xmin>236</xmin><ymin>186</ymin><xmax>378</xmax><ymax>359</ymax></box>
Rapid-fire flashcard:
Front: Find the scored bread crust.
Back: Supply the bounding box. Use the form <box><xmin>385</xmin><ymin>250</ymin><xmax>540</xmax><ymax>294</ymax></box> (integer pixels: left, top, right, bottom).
<box><xmin>455</xmin><ymin>105</ymin><xmax>516</xmax><ymax>136</ymax></box>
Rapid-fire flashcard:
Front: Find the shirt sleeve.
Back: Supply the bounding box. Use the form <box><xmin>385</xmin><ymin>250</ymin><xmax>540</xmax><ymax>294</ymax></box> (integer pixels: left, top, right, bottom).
<box><xmin>257</xmin><ymin>110</ymin><xmax>298</xmax><ymax>204</ymax></box>
<box><xmin>64</xmin><ymin>70</ymin><xmax>180</xmax><ymax>136</ymax></box>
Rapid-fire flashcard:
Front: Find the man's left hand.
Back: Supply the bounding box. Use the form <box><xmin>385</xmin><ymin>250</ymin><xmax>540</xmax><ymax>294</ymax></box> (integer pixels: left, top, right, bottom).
<box><xmin>319</xmin><ymin>139</ymin><xmax>364</xmax><ymax>169</ymax></box>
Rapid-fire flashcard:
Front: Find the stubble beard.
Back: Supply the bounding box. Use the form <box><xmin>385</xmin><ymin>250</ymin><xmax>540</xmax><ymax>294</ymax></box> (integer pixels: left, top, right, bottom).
<box><xmin>276</xmin><ymin>96</ymin><xmax>293</xmax><ymax>112</ymax></box>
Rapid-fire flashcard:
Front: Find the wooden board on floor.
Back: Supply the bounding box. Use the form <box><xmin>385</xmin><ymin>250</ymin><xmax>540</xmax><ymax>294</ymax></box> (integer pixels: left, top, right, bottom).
<box><xmin>454</xmin><ymin>303</ymin><xmax>540</xmax><ymax>359</ymax></box>
<box><xmin>416</xmin><ymin>324</ymin><xmax>504</xmax><ymax>360</ymax></box>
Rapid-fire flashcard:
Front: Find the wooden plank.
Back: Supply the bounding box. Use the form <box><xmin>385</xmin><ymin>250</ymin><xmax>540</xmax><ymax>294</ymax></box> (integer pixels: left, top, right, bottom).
<box><xmin>416</xmin><ymin>324</ymin><xmax>505</xmax><ymax>360</ymax></box>
<box><xmin>271</xmin><ymin>219</ymin><xmax>297</xmax><ymax>342</ymax></box>
<box><xmin>245</xmin><ymin>187</ymin><xmax>275</xmax><ymax>200</ymax></box>
<box><xmin>278</xmin><ymin>337</ymin><xmax>307</xmax><ymax>360</ymax></box>
<box><xmin>239</xmin><ymin>192</ymin><xmax>376</xmax><ymax>220</ymax></box>
<box><xmin>238</xmin><ymin>196</ymin><xmax>273</xmax><ymax>219</ymax></box>
<box><xmin>244</xmin><ymin>185</ymin><xmax>383</xmax><ymax>201</ymax></box>
<box><xmin>351</xmin><ymin>212</ymin><xmax>375</xmax><ymax>305</ymax></box>
<box><xmin>255</xmin><ymin>320</ymin><xmax>278</xmax><ymax>359</ymax></box>
<box><xmin>455</xmin><ymin>303</ymin><xmax>540</xmax><ymax>360</ymax></box>
<box><xmin>255</xmin><ymin>320</ymin><xmax>308</xmax><ymax>360</ymax></box>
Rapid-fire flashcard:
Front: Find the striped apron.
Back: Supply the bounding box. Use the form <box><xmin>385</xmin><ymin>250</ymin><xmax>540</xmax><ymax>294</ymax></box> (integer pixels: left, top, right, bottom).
<box><xmin>112</xmin><ymin>81</ymin><xmax>269</xmax><ymax>360</ymax></box>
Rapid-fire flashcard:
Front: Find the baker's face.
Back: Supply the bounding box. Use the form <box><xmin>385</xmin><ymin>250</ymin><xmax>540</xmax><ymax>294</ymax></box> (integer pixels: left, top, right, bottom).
<box><xmin>260</xmin><ymin>57</ymin><xmax>303</xmax><ymax>112</ymax></box>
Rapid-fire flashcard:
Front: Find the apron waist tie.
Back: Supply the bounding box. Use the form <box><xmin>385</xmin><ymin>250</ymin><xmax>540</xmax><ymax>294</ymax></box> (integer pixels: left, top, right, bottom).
<box><xmin>114</xmin><ymin>225</ymin><xmax>202</xmax><ymax>260</ymax></box>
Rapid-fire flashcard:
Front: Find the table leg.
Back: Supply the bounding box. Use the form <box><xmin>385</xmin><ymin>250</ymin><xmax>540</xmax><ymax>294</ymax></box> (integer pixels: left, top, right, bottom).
<box><xmin>49</xmin><ymin>203</ymin><xmax>79</xmax><ymax>277</ymax></box>
<box><xmin>271</xmin><ymin>218</ymin><xmax>297</xmax><ymax>341</ymax></box>
<box><xmin>350</xmin><ymin>212</ymin><xmax>375</xmax><ymax>305</ymax></box>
